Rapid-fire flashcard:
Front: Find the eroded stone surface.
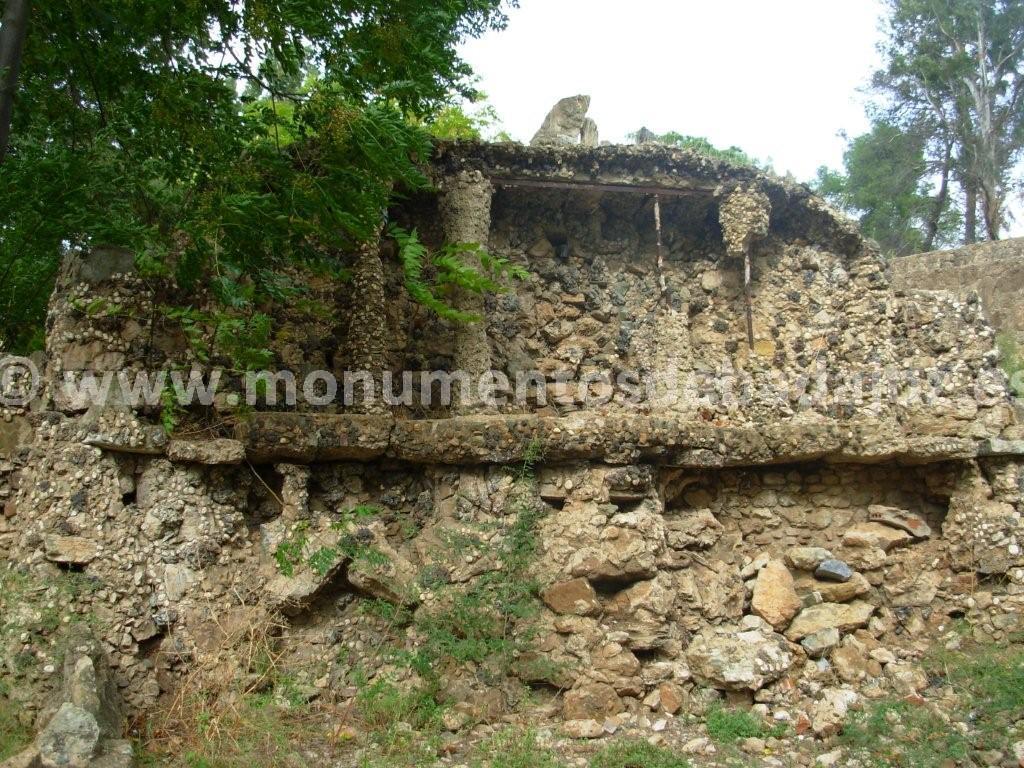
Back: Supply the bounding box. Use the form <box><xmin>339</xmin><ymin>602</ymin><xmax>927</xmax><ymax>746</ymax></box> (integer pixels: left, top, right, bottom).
<box><xmin>686</xmin><ymin>625</ymin><xmax>795</xmax><ymax>691</ymax></box>
<box><xmin>786</xmin><ymin>601</ymin><xmax>875</xmax><ymax>641</ymax></box>
<box><xmin>7</xmin><ymin>140</ymin><xmax>1024</xmax><ymax>750</ymax></box>
<box><xmin>530</xmin><ymin>95</ymin><xmax>597</xmax><ymax>147</ymax></box>
<box><xmin>750</xmin><ymin>560</ymin><xmax>801</xmax><ymax>630</ymax></box>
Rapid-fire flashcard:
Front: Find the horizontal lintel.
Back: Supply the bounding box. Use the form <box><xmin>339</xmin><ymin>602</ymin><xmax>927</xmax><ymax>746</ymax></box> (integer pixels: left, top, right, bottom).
<box><xmin>490</xmin><ymin>177</ymin><xmax>716</xmax><ymax>197</ymax></box>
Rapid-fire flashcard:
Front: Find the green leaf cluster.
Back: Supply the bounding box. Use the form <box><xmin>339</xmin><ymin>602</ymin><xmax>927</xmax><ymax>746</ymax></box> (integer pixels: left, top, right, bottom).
<box><xmin>391</xmin><ymin>225</ymin><xmax>528</xmax><ymax>323</ymax></box>
<box><xmin>0</xmin><ymin>0</ymin><xmax>518</xmax><ymax>352</ymax></box>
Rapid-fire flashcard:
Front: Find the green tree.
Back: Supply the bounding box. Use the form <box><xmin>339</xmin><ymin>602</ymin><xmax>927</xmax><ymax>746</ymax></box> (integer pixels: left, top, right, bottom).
<box><xmin>814</xmin><ymin>122</ymin><xmax>959</xmax><ymax>255</ymax></box>
<box><xmin>426</xmin><ymin>97</ymin><xmax>509</xmax><ymax>141</ymax></box>
<box><xmin>0</xmin><ymin>0</ymin><xmax>518</xmax><ymax>352</ymax></box>
<box><xmin>872</xmin><ymin>0</ymin><xmax>1024</xmax><ymax>242</ymax></box>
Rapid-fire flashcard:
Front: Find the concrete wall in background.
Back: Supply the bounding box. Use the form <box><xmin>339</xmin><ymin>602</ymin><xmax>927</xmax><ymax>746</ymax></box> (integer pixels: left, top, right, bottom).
<box><xmin>892</xmin><ymin>238</ymin><xmax>1024</xmax><ymax>343</ymax></box>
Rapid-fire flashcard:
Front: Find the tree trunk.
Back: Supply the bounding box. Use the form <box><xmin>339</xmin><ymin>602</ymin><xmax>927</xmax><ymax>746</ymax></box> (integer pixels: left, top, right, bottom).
<box><xmin>980</xmin><ymin>179</ymin><xmax>1001</xmax><ymax>240</ymax></box>
<box><xmin>0</xmin><ymin>0</ymin><xmax>30</xmax><ymax>164</ymax></box>
<box><xmin>923</xmin><ymin>141</ymin><xmax>952</xmax><ymax>252</ymax></box>
<box><xmin>965</xmin><ymin>10</ymin><xmax>1002</xmax><ymax>241</ymax></box>
<box><xmin>964</xmin><ymin>183</ymin><xmax>978</xmax><ymax>245</ymax></box>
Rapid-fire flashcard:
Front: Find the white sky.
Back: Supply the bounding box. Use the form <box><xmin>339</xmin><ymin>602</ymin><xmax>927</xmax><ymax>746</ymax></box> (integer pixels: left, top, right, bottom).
<box><xmin>459</xmin><ymin>0</ymin><xmax>887</xmax><ymax>182</ymax></box>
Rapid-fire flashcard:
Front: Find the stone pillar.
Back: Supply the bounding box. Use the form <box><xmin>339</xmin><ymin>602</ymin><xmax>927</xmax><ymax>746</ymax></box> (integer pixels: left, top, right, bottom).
<box><xmin>439</xmin><ymin>170</ymin><xmax>493</xmax><ymax>413</ymax></box>
<box><xmin>346</xmin><ymin>236</ymin><xmax>389</xmax><ymax>415</ymax></box>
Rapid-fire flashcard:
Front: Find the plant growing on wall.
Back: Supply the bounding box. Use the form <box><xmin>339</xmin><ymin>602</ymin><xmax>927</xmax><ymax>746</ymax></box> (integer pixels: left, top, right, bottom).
<box><xmin>0</xmin><ymin>0</ymin><xmax>520</xmax><ymax>353</ymax></box>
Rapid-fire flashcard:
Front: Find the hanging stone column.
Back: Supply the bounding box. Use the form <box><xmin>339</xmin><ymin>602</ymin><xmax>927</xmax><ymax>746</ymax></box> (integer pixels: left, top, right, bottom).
<box><xmin>439</xmin><ymin>170</ymin><xmax>494</xmax><ymax>413</ymax></box>
<box><xmin>719</xmin><ymin>186</ymin><xmax>771</xmax><ymax>350</ymax></box>
<box><xmin>346</xmin><ymin>234</ymin><xmax>389</xmax><ymax>415</ymax></box>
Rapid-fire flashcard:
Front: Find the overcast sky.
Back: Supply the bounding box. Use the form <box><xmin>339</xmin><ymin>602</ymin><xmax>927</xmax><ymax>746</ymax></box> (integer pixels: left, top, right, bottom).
<box><xmin>458</xmin><ymin>0</ymin><xmax>887</xmax><ymax>182</ymax></box>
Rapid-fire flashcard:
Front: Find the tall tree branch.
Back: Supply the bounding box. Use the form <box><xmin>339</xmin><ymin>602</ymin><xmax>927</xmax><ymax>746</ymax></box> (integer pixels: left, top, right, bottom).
<box><xmin>0</xmin><ymin>0</ymin><xmax>30</xmax><ymax>164</ymax></box>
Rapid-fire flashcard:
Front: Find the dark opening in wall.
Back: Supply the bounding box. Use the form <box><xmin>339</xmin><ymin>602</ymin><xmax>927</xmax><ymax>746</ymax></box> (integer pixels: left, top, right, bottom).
<box><xmin>245</xmin><ymin>465</ymin><xmax>285</xmax><ymax>525</ymax></box>
<box><xmin>489</xmin><ymin>185</ymin><xmax>726</xmax><ymax>269</ymax></box>
<box><xmin>546</xmin><ymin>229</ymin><xmax>570</xmax><ymax>260</ymax></box>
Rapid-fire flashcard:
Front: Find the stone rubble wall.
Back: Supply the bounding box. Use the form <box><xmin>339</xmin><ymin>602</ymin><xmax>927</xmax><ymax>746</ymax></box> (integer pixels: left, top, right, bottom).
<box><xmin>39</xmin><ymin>204</ymin><xmax>1016</xmax><ymax>433</ymax></box>
<box><xmin>5</xmin><ymin>145</ymin><xmax>1024</xmax><ymax>749</ymax></box>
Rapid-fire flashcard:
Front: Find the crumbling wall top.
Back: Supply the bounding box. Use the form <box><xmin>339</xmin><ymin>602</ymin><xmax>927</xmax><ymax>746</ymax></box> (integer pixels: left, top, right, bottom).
<box><xmin>431</xmin><ymin>141</ymin><xmax>865</xmax><ymax>256</ymax></box>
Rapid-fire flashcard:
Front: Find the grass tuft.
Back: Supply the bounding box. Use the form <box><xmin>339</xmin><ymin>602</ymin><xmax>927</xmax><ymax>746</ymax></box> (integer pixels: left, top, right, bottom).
<box><xmin>470</xmin><ymin>728</ymin><xmax>561</xmax><ymax>768</ymax></box>
<box><xmin>0</xmin><ymin>690</ymin><xmax>32</xmax><ymax>761</ymax></box>
<box><xmin>996</xmin><ymin>332</ymin><xmax>1024</xmax><ymax>396</ymax></box>
<box><xmin>137</xmin><ymin>607</ymin><xmax>321</xmax><ymax>768</ymax></box>
<box><xmin>589</xmin><ymin>739</ymin><xmax>689</xmax><ymax>768</ymax></box>
<box><xmin>704</xmin><ymin>705</ymin><xmax>784</xmax><ymax>744</ymax></box>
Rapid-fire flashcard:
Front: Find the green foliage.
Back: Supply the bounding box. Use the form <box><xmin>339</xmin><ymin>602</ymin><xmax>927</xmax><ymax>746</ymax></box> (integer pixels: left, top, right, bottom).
<box><xmin>213</xmin><ymin>315</ymin><xmax>274</xmax><ymax>372</ymax></box>
<box><xmin>629</xmin><ymin>130</ymin><xmax>770</xmax><ymax>171</ymax></box>
<box><xmin>813</xmin><ymin>122</ymin><xmax>958</xmax><ymax>255</ymax></box>
<box><xmin>426</xmin><ymin>97</ymin><xmax>508</xmax><ymax>141</ymax></box>
<box><xmin>871</xmin><ymin>0</ymin><xmax>1024</xmax><ymax>241</ymax></box>
<box><xmin>0</xmin><ymin>567</ymin><xmax>102</xmax><ymax>761</ymax></box>
<box><xmin>272</xmin><ymin>526</ymin><xmax>309</xmax><ymax>578</ymax></box>
<box><xmin>391</xmin><ymin>225</ymin><xmax>528</xmax><ymax>323</ymax></box>
<box><xmin>354</xmin><ymin>679</ymin><xmax>446</xmax><ymax>767</ymax></box>
<box><xmin>0</xmin><ymin>0</ymin><xmax>519</xmax><ymax>352</ymax></box>
<box><xmin>841</xmin><ymin>699</ymin><xmax>970</xmax><ymax>767</ymax></box>
<box><xmin>704</xmin><ymin>706</ymin><xmax>785</xmax><ymax>744</ymax></box>
<box><xmin>930</xmin><ymin>644</ymin><xmax>1024</xmax><ymax>753</ymax></box>
<box><xmin>138</xmin><ymin>681</ymin><xmax>320</xmax><ymax>767</ymax></box>
<box><xmin>0</xmin><ymin>696</ymin><xmax>31</xmax><ymax>762</ymax></box>
<box><xmin>589</xmin><ymin>739</ymin><xmax>689</xmax><ymax>768</ymax></box>
<box><xmin>356</xmin><ymin>679</ymin><xmax>444</xmax><ymax>732</ymax></box>
<box><xmin>273</xmin><ymin>506</ymin><xmax>386</xmax><ymax>577</ymax></box>
<box><xmin>344</xmin><ymin>442</ymin><xmax>547</xmax><ymax>735</ymax></box>
<box><xmin>159</xmin><ymin>384</ymin><xmax>184</xmax><ymax>435</ymax></box>
<box><xmin>404</xmin><ymin>443</ymin><xmax>545</xmax><ymax>672</ymax></box>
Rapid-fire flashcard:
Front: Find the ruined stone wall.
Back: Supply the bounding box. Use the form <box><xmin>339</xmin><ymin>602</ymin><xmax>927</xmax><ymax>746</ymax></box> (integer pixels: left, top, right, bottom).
<box><xmin>10</xmin><ymin>405</ymin><xmax>1024</xmax><ymax>732</ymax></box>
<box><xmin>6</xmin><ymin>144</ymin><xmax>1024</xmax><ymax>746</ymax></box>
<box><xmin>892</xmin><ymin>238</ymin><xmax>1024</xmax><ymax>345</ymax></box>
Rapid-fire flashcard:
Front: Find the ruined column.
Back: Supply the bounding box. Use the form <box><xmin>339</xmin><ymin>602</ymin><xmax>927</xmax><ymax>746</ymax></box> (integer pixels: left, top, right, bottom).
<box><xmin>346</xmin><ymin>234</ymin><xmax>389</xmax><ymax>414</ymax></box>
<box><xmin>439</xmin><ymin>170</ymin><xmax>493</xmax><ymax>413</ymax></box>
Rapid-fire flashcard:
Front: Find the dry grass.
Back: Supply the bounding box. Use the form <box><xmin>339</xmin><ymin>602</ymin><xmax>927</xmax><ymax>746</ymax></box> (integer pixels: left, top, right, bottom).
<box><xmin>136</xmin><ymin>606</ymin><xmax>328</xmax><ymax>768</ymax></box>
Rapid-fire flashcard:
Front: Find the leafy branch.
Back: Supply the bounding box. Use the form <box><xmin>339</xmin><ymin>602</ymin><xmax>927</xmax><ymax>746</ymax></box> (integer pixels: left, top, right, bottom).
<box><xmin>390</xmin><ymin>225</ymin><xmax>528</xmax><ymax>323</ymax></box>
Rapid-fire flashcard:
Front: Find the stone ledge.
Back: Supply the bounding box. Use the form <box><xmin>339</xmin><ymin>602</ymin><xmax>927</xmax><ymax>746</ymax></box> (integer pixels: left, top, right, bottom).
<box><xmin>219</xmin><ymin>413</ymin><xmax>1019</xmax><ymax>468</ymax></box>
<box><xmin>232</xmin><ymin>412</ymin><xmax>393</xmax><ymax>463</ymax></box>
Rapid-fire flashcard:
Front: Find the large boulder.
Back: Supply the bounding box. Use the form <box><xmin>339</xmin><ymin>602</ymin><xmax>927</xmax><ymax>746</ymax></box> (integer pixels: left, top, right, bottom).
<box><xmin>842</xmin><ymin>523</ymin><xmax>912</xmax><ymax>552</ymax></box>
<box><xmin>750</xmin><ymin>560</ymin><xmax>802</xmax><ymax>630</ymax></box>
<box><xmin>794</xmin><ymin>572</ymin><xmax>871</xmax><ymax>603</ymax></box>
<box><xmin>686</xmin><ymin>625</ymin><xmax>796</xmax><ymax>691</ymax></box>
<box><xmin>562</xmin><ymin>682</ymin><xmax>624</xmax><ymax>721</ymax></box>
<box><xmin>541</xmin><ymin>578</ymin><xmax>600</xmax><ymax>616</ymax></box>
<box><xmin>37</xmin><ymin>703</ymin><xmax>100</xmax><ymax>768</ymax></box>
<box><xmin>786</xmin><ymin>546</ymin><xmax>833</xmax><ymax>571</ymax></box>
